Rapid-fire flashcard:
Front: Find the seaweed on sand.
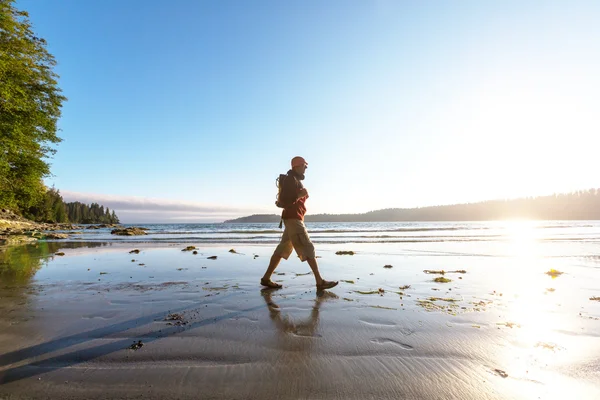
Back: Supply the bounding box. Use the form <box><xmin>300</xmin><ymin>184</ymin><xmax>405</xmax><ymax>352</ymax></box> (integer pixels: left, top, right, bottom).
<box><xmin>545</xmin><ymin>269</ymin><xmax>563</xmax><ymax>277</ymax></box>
<box><xmin>424</xmin><ymin>269</ymin><xmax>466</xmax><ymax>275</ymax></box>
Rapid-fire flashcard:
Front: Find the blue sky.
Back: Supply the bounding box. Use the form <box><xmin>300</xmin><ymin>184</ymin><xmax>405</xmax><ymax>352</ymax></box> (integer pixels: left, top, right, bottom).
<box><xmin>18</xmin><ymin>0</ymin><xmax>600</xmax><ymax>222</ymax></box>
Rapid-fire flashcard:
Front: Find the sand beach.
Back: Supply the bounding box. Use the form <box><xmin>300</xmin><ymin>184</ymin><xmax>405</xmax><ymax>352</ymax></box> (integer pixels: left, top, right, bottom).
<box><xmin>1</xmin><ymin>229</ymin><xmax>599</xmax><ymax>399</ymax></box>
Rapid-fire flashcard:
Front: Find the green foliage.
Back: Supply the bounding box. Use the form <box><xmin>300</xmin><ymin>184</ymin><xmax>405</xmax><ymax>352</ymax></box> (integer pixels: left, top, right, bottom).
<box><xmin>21</xmin><ymin>188</ymin><xmax>120</xmax><ymax>224</ymax></box>
<box><xmin>0</xmin><ymin>0</ymin><xmax>67</xmax><ymax>211</ymax></box>
<box><xmin>24</xmin><ymin>186</ymin><xmax>67</xmax><ymax>222</ymax></box>
<box><xmin>65</xmin><ymin>201</ymin><xmax>120</xmax><ymax>224</ymax></box>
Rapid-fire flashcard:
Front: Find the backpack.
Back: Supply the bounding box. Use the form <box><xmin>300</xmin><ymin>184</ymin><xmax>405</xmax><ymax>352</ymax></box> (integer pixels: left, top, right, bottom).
<box><xmin>275</xmin><ymin>174</ymin><xmax>288</xmax><ymax>208</ymax></box>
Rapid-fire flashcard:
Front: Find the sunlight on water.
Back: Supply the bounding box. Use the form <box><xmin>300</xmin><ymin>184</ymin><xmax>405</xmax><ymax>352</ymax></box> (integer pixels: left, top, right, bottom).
<box><xmin>504</xmin><ymin>220</ymin><xmax>540</xmax><ymax>258</ymax></box>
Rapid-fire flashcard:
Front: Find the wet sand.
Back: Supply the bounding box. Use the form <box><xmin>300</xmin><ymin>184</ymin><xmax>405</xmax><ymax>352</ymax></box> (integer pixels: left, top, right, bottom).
<box><xmin>1</xmin><ymin>241</ymin><xmax>599</xmax><ymax>399</ymax></box>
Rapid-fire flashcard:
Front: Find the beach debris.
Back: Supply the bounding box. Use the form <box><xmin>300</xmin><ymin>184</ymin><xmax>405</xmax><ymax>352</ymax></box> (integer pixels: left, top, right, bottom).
<box><xmin>254</xmin><ymin>254</ymin><xmax>259</xmax><ymax>258</ymax></box>
<box><xmin>416</xmin><ymin>299</ymin><xmax>444</xmax><ymax>312</ymax></box>
<box><xmin>139</xmin><ymin>263</ymin><xmax>145</xmax><ymax>266</ymax></box>
<box><xmin>55</xmin><ymin>252</ymin><xmax>65</xmax><ymax>256</ymax></box>
<box><xmin>99</xmin><ymin>272</ymin><xmax>108</xmax><ymax>275</ymax></box>
<box><xmin>207</xmin><ymin>256</ymin><xmax>217</xmax><ymax>260</ymax></box>
<box><xmin>545</xmin><ymin>288</ymin><xmax>556</xmax><ymax>293</ymax></box>
<box><xmin>383</xmin><ymin>265</ymin><xmax>393</xmax><ymax>269</ymax></box>
<box><xmin>341</xmin><ymin>280</ymin><xmax>355</xmax><ymax>284</ymax></box>
<box><xmin>129</xmin><ymin>249</ymin><xmax>140</xmax><ymax>254</ymax></box>
<box><xmin>229</xmin><ymin>249</ymin><xmax>237</xmax><ymax>253</ymax></box>
<box><xmin>111</xmin><ymin>227</ymin><xmax>147</xmax><ymax>236</ymax></box>
<box><xmin>472</xmin><ymin>325</ymin><xmax>481</xmax><ymax>328</ymax></box>
<box><xmin>176</xmin><ymin>268</ymin><xmax>188</xmax><ymax>271</ymax></box>
<box><xmin>165</xmin><ymin>313</ymin><xmax>188</xmax><ymax>326</ymax></box>
<box><xmin>182</xmin><ymin>246</ymin><xmax>196</xmax><ymax>252</ymax></box>
<box><xmin>497</xmin><ymin>322</ymin><xmax>520</xmax><ymax>329</ymax></box>
<box><xmin>428</xmin><ymin>297</ymin><xmax>458</xmax><ymax>302</ymax></box>
<box><xmin>424</xmin><ymin>269</ymin><xmax>466</xmax><ymax>275</ymax></box>
<box><xmin>193</xmin><ymin>250</ymin><xmax>198</xmax><ymax>255</ymax></box>
<box><xmin>275</xmin><ymin>272</ymin><xmax>286</xmax><ymax>276</ymax></box>
<box><xmin>590</xmin><ymin>297</ymin><xmax>600</xmax><ymax>301</ymax></box>
<box><xmin>493</xmin><ymin>369</ymin><xmax>508</xmax><ymax>378</ymax></box>
<box><xmin>131</xmin><ymin>259</ymin><xmax>136</xmax><ymax>262</ymax></box>
<box><xmin>399</xmin><ymin>285</ymin><xmax>411</xmax><ymax>290</ymax></box>
<box><xmin>128</xmin><ymin>340</ymin><xmax>144</xmax><ymax>350</ymax></box>
<box><xmin>545</xmin><ymin>269</ymin><xmax>563</xmax><ymax>278</ymax></box>
<box><xmin>417</xmin><ymin>298</ymin><xmax>459</xmax><ymax>314</ymax></box>
<box><xmin>295</xmin><ymin>272</ymin><xmax>311</xmax><ymax>276</ymax></box>
<box><xmin>434</xmin><ymin>277</ymin><xmax>452</xmax><ymax>283</ymax></box>
<box><xmin>354</xmin><ymin>289</ymin><xmax>385</xmax><ymax>295</ymax></box>
<box><xmin>369</xmin><ymin>305</ymin><xmax>396</xmax><ymax>310</ymax></box>
<box><xmin>535</xmin><ymin>342</ymin><xmax>561</xmax><ymax>351</ymax></box>
<box><xmin>336</xmin><ymin>251</ymin><xmax>355</xmax><ymax>255</ymax></box>
<box><xmin>458</xmin><ymin>277</ymin><xmax>463</xmax><ymax>279</ymax></box>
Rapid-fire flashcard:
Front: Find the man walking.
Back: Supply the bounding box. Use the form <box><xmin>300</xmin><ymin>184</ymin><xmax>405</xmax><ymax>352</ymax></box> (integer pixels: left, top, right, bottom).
<box><xmin>261</xmin><ymin>156</ymin><xmax>338</xmax><ymax>290</ymax></box>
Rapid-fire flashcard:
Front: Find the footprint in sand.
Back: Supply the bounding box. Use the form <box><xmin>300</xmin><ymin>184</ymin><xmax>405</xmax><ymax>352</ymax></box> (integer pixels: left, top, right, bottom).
<box><xmin>370</xmin><ymin>338</ymin><xmax>413</xmax><ymax>350</ymax></box>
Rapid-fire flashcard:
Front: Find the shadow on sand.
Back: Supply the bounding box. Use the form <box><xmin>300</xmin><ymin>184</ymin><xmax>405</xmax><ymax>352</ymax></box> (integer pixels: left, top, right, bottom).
<box><xmin>0</xmin><ymin>289</ymin><xmax>336</xmax><ymax>385</ymax></box>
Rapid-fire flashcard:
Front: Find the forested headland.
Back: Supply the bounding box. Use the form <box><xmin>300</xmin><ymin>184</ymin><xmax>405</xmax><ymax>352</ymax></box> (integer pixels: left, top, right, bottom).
<box><xmin>225</xmin><ymin>189</ymin><xmax>600</xmax><ymax>223</ymax></box>
<box><xmin>0</xmin><ymin>1</ymin><xmax>119</xmax><ymax>225</ymax></box>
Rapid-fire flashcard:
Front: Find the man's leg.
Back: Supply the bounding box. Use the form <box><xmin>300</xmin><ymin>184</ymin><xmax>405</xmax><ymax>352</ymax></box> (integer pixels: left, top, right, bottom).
<box><xmin>262</xmin><ymin>252</ymin><xmax>283</xmax><ymax>282</ymax></box>
<box><xmin>306</xmin><ymin>257</ymin><xmax>323</xmax><ymax>285</ymax></box>
<box><xmin>306</xmin><ymin>257</ymin><xmax>337</xmax><ymax>289</ymax></box>
<box><xmin>286</xmin><ymin>220</ymin><xmax>338</xmax><ymax>290</ymax></box>
<box><xmin>261</xmin><ymin>224</ymin><xmax>292</xmax><ymax>288</ymax></box>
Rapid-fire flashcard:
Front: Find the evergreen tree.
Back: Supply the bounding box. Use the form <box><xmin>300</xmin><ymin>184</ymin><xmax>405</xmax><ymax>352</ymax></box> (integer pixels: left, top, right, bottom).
<box><xmin>0</xmin><ymin>0</ymin><xmax>66</xmax><ymax>212</ymax></box>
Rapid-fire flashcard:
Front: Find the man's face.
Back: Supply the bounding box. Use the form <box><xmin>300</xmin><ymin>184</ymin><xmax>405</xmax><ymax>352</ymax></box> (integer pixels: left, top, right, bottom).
<box><xmin>298</xmin><ymin>164</ymin><xmax>307</xmax><ymax>174</ymax></box>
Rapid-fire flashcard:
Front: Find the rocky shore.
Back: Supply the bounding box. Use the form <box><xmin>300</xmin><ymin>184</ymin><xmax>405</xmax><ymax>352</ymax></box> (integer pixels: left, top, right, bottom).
<box><xmin>0</xmin><ymin>208</ymin><xmax>138</xmax><ymax>245</ymax></box>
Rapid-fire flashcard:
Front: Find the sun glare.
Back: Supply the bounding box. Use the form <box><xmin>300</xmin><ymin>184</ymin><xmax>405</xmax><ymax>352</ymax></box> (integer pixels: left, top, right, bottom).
<box><xmin>504</xmin><ymin>220</ymin><xmax>540</xmax><ymax>258</ymax></box>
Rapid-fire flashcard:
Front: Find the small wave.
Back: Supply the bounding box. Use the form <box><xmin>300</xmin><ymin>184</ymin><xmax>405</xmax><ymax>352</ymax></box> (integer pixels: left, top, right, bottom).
<box><xmin>147</xmin><ymin>227</ymin><xmax>485</xmax><ymax>235</ymax></box>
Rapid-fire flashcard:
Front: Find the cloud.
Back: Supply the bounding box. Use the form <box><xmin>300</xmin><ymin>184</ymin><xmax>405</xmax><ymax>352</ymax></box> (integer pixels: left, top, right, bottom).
<box><xmin>60</xmin><ymin>191</ymin><xmax>271</xmax><ymax>223</ymax></box>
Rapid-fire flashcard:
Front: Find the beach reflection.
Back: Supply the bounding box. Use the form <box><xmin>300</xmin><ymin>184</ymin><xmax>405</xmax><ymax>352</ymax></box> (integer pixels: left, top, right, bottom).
<box><xmin>261</xmin><ymin>289</ymin><xmax>337</xmax><ymax>343</ymax></box>
<box><xmin>0</xmin><ymin>242</ymin><xmax>109</xmax><ymax>285</ymax></box>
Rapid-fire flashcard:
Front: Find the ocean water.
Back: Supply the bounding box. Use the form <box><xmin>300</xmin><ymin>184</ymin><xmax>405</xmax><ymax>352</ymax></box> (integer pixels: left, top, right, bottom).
<box><xmin>55</xmin><ymin>220</ymin><xmax>600</xmax><ymax>245</ymax></box>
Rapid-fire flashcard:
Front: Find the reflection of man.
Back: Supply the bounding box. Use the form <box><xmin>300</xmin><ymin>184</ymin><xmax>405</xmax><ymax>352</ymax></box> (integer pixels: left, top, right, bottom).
<box><xmin>261</xmin><ymin>156</ymin><xmax>338</xmax><ymax>291</ymax></box>
<box><xmin>261</xmin><ymin>289</ymin><xmax>338</xmax><ymax>338</ymax></box>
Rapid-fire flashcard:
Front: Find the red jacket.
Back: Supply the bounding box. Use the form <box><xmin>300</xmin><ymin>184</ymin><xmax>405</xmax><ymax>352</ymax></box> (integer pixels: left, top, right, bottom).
<box><xmin>280</xmin><ymin>170</ymin><xmax>308</xmax><ymax>220</ymax></box>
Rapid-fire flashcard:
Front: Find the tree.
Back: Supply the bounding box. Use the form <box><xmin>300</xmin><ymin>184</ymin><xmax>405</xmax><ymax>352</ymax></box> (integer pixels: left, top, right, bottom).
<box><xmin>0</xmin><ymin>0</ymin><xmax>66</xmax><ymax>212</ymax></box>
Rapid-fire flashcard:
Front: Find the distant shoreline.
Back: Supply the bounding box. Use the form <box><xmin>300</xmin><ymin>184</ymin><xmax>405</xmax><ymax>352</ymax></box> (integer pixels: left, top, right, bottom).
<box><xmin>224</xmin><ymin>189</ymin><xmax>600</xmax><ymax>223</ymax></box>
